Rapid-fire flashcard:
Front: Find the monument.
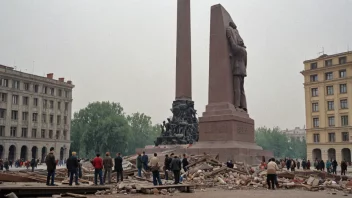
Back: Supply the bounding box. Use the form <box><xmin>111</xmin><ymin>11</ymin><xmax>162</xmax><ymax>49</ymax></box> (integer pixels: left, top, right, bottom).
<box><xmin>154</xmin><ymin>0</ymin><xmax>199</xmax><ymax>146</ymax></box>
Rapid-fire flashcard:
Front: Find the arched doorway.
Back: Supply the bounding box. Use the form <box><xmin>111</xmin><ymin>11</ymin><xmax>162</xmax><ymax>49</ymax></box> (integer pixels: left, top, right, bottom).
<box><xmin>20</xmin><ymin>146</ymin><xmax>28</xmax><ymax>160</ymax></box>
<box><xmin>31</xmin><ymin>146</ymin><xmax>38</xmax><ymax>159</ymax></box>
<box><xmin>328</xmin><ymin>148</ymin><xmax>336</xmax><ymax>160</ymax></box>
<box><xmin>41</xmin><ymin>147</ymin><xmax>47</xmax><ymax>163</ymax></box>
<box><xmin>0</xmin><ymin>145</ymin><xmax>3</xmax><ymax>159</ymax></box>
<box><xmin>8</xmin><ymin>145</ymin><xmax>16</xmax><ymax>161</ymax></box>
<box><xmin>60</xmin><ymin>147</ymin><xmax>64</xmax><ymax>160</ymax></box>
<box><xmin>341</xmin><ymin>148</ymin><xmax>351</xmax><ymax>163</ymax></box>
<box><xmin>312</xmin><ymin>148</ymin><xmax>322</xmax><ymax>160</ymax></box>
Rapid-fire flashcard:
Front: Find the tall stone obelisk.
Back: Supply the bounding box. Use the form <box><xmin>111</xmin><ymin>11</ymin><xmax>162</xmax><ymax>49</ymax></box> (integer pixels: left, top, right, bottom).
<box><xmin>175</xmin><ymin>0</ymin><xmax>192</xmax><ymax>100</ymax></box>
<box><xmin>154</xmin><ymin>0</ymin><xmax>199</xmax><ymax>146</ymax></box>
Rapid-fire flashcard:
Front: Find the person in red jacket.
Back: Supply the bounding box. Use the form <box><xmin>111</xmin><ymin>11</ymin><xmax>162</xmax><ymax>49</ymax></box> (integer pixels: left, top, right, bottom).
<box><xmin>92</xmin><ymin>154</ymin><xmax>103</xmax><ymax>185</ymax></box>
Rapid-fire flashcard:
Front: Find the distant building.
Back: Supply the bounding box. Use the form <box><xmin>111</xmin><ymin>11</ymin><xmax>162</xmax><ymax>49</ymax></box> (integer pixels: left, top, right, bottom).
<box><xmin>281</xmin><ymin>127</ymin><xmax>306</xmax><ymax>141</ymax></box>
<box><xmin>301</xmin><ymin>51</ymin><xmax>352</xmax><ymax>163</ymax></box>
<box><xmin>0</xmin><ymin>64</ymin><xmax>74</xmax><ymax>162</ymax></box>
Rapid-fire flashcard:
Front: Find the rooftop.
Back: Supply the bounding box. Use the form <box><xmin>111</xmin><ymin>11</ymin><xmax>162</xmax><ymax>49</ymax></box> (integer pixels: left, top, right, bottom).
<box><xmin>303</xmin><ymin>51</ymin><xmax>352</xmax><ymax>64</ymax></box>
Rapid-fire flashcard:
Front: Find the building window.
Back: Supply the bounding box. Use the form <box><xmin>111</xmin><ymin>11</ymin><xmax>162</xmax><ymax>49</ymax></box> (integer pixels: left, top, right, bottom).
<box><xmin>0</xmin><ymin>93</ymin><xmax>7</xmax><ymax>102</ymax></box>
<box><xmin>313</xmin><ymin>118</ymin><xmax>319</xmax><ymax>128</ymax></box>
<box><xmin>58</xmin><ymin>102</ymin><xmax>61</xmax><ymax>110</ymax></box>
<box><xmin>34</xmin><ymin>85</ymin><xmax>39</xmax><ymax>93</ymax></box>
<box><xmin>325</xmin><ymin>72</ymin><xmax>333</xmax><ymax>80</ymax></box>
<box><xmin>33</xmin><ymin>98</ymin><xmax>38</xmax><ymax>106</ymax></box>
<box><xmin>32</xmin><ymin>129</ymin><xmax>37</xmax><ymax>138</ymax></box>
<box><xmin>42</xmin><ymin>114</ymin><xmax>46</xmax><ymax>123</ymax></box>
<box><xmin>340</xmin><ymin>99</ymin><xmax>348</xmax><ymax>109</ymax></box>
<box><xmin>21</xmin><ymin>128</ymin><xmax>27</xmax><ymax>138</ymax></box>
<box><xmin>12</xmin><ymin>80</ymin><xmax>19</xmax><ymax>89</ymax></box>
<box><xmin>58</xmin><ymin>89</ymin><xmax>62</xmax><ymax>97</ymax></box>
<box><xmin>43</xmin><ymin>86</ymin><xmax>48</xmax><ymax>94</ymax></box>
<box><xmin>310</xmin><ymin>62</ymin><xmax>317</xmax><ymax>69</ymax></box>
<box><xmin>49</xmin><ymin>100</ymin><xmax>54</xmax><ymax>109</ymax></box>
<box><xmin>11</xmin><ymin>110</ymin><xmax>18</xmax><ymax>120</ymax></box>
<box><xmin>328</xmin><ymin>133</ymin><xmax>335</xmax><ymax>142</ymax></box>
<box><xmin>10</xmin><ymin>127</ymin><xmax>16</xmax><ymax>137</ymax></box>
<box><xmin>63</xmin><ymin>130</ymin><xmax>67</xmax><ymax>140</ymax></box>
<box><xmin>312</xmin><ymin>88</ymin><xmax>318</xmax><ymax>97</ymax></box>
<box><xmin>24</xmin><ymin>83</ymin><xmax>29</xmax><ymax>91</ymax></box>
<box><xmin>0</xmin><ymin>126</ymin><xmax>4</xmax><ymax>136</ymax></box>
<box><xmin>41</xmin><ymin>129</ymin><xmax>45</xmax><ymax>138</ymax></box>
<box><xmin>0</xmin><ymin>109</ymin><xmax>6</xmax><ymax>119</ymax></box>
<box><xmin>23</xmin><ymin>96</ymin><xmax>29</xmax><ymax>105</ymax></box>
<box><xmin>328</xmin><ymin>116</ymin><xmax>335</xmax><ymax>126</ymax></box>
<box><xmin>342</xmin><ymin>132</ymin><xmax>349</xmax><ymax>141</ymax></box>
<box><xmin>49</xmin><ymin>130</ymin><xmax>53</xmax><ymax>139</ymax></box>
<box><xmin>0</xmin><ymin>79</ymin><xmax>9</xmax><ymax>87</ymax></box>
<box><xmin>50</xmin><ymin>88</ymin><xmax>54</xmax><ymax>96</ymax></box>
<box><xmin>57</xmin><ymin>115</ymin><xmax>61</xmax><ymax>125</ymax></box>
<box><xmin>65</xmin><ymin>102</ymin><xmax>69</xmax><ymax>110</ymax></box>
<box><xmin>313</xmin><ymin>134</ymin><xmax>320</xmax><ymax>143</ymax></box>
<box><xmin>312</xmin><ymin>103</ymin><xmax>319</xmax><ymax>112</ymax></box>
<box><xmin>22</xmin><ymin>112</ymin><xmax>28</xmax><ymax>121</ymax></box>
<box><xmin>327</xmin><ymin>101</ymin><xmax>334</xmax><ymax>110</ymax></box>
<box><xmin>43</xmin><ymin>99</ymin><xmax>47</xmax><ymax>108</ymax></box>
<box><xmin>310</xmin><ymin>74</ymin><xmax>318</xmax><ymax>82</ymax></box>
<box><xmin>325</xmin><ymin>59</ymin><xmax>332</xmax><ymax>66</ymax></box>
<box><xmin>65</xmin><ymin>91</ymin><xmax>69</xmax><ymax>98</ymax></box>
<box><xmin>32</xmin><ymin>113</ymin><xmax>38</xmax><ymax>122</ymax></box>
<box><xmin>12</xmin><ymin>95</ymin><xmax>18</xmax><ymax>104</ymax></box>
<box><xmin>339</xmin><ymin>56</ymin><xmax>347</xmax><ymax>64</ymax></box>
<box><xmin>64</xmin><ymin>116</ymin><xmax>67</xmax><ymax>124</ymax></box>
<box><xmin>50</xmin><ymin>115</ymin><xmax>54</xmax><ymax>124</ymax></box>
<box><xmin>326</xmin><ymin>86</ymin><xmax>334</xmax><ymax>95</ymax></box>
<box><xmin>341</xmin><ymin>115</ymin><xmax>348</xmax><ymax>126</ymax></box>
<box><xmin>56</xmin><ymin>130</ymin><xmax>60</xmax><ymax>139</ymax></box>
<box><xmin>340</xmin><ymin>84</ymin><xmax>347</xmax><ymax>94</ymax></box>
<box><xmin>339</xmin><ymin>70</ymin><xmax>346</xmax><ymax>78</ymax></box>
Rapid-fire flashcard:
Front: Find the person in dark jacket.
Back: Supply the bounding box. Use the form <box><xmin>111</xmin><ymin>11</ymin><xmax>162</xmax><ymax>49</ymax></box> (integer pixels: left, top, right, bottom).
<box><xmin>164</xmin><ymin>154</ymin><xmax>170</xmax><ymax>180</ymax></box>
<box><xmin>227</xmin><ymin>160</ymin><xmax>234</xmax><ymax>168</ymax></box>
<box><xmin>30</xmin><ymin>158</ymin><xmax>36</xmax><ymax>172</ymax></box>
<box><xmin>4</xmin><ymin>159</ymin><xmax>9</xmax><ymax>171</ymax></box>
<box><xmin>170</xmin><ymin>155</ymin><xmax>182</xmax><ymax>184</ymax></box>
<box><xmin>103</xmin><ymin>152</ymin><xmax>114</xmax><ymax>184</ymax></box>
<box><xmin>182</xmin><ymin>154</ymin><xmax>189</xmax><ymax>172</ymax></box>
<box><xmin>45</xmin><ymin>147</ymin><xmax>56</xmax><ymax>186</ymax></box>
<box><xmin>341</xmin><ymin>160</ymin><xmax>347</xmax><ymax>175</ymax></box>
<box><xmin>141</xmin><ymin>151</ymin><xmax>148</xmax><ymax>171</ymax></box>
<box><xmin>296</xmin><ymin>159</ymin><xmax>300</xmax><ymax>169</ymax></box>
<box><xmin>136</xmin><ymin>153</ymin><xmax>143</xmax><ymax>177</ymax></box>
<box><xmin>286</xmin><ymin>158</ymin><xmax>291</xmax><ymax>171</ymax></box>
<box><xmin>66</xmin><ymin>151</ymin><xmax>80</xmax><ymax>186</ymax></box>
<box><xmin>332</xmin><ymin>159</ymin><xmax>338</xmax><ymax>174</ymax></box>
<box><xmin>114</xmin><ymin>153</ymin><xmax>123</xmax><ymax>183</ymax></box>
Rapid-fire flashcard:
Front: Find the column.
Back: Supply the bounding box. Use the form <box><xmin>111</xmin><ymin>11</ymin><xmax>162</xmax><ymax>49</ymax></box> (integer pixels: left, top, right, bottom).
<box><xmin>175</xmin><ymin>0</ymin><xmax>192</xmax><ymax>100</ymax></box>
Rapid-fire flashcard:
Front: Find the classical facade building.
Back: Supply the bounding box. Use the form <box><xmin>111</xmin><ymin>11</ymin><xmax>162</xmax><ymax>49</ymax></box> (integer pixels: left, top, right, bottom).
<box><xmin>301</xmin><ymin>51</ymin><xmax>352</xmax><ymax>163</ymax></box>
<box><xmin>0</xmin><ymin>64</ymin><xmax>74</xmax><ymax>162</ymax></box>
<box><xmin>281</xmin><ymin>127</ymin><xmax>306</xmax><ymax>141</ymax></box>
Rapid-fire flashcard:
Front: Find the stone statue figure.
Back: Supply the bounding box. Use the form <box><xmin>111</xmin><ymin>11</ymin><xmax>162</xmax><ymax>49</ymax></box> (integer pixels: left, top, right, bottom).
<box><xmin>226</xmin><ymin>21</ymin><xmax>248</xmax><ymax>112</ymax></box>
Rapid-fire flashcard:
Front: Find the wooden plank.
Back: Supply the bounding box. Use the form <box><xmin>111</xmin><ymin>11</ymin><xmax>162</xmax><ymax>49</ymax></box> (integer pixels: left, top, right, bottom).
<box><xmin>141</xmin><ymin>184</ymin><xmax>194</xmax><ymax>190</ymax></box>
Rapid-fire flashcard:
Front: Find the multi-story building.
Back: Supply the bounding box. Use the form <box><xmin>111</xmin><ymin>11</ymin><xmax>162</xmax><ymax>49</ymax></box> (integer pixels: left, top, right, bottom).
<box><xmin>0</xmin><ymin>64</ymin><xmax>74</xmax><ymax>162</ymax></box>
<box><xmin>281</xmin><ymin>126</ymin><xmax>306</xmax><ymax>141</ymax></box>
<box><xmin>301</xmin><ymin>51</ymin><xmax>352</xmax><ymax>163</ymax></box>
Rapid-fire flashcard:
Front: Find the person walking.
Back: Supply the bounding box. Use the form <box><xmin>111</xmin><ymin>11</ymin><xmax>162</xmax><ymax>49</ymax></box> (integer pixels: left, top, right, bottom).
<box><xmin>103</xmin><ymin>152</ymin><xmax>113</xmax><ymax>184</ymax></box>
<box><xmin>142</xmin><ymin>151</ymin><xmax>149</xmax><ymax>171</ymax></box>
<box><xmin>267</xmin><ymin>158</ymin><xmax>279</xmax><ymax>190</ymax></box>
<box><xmin>136</xmin><ymin>153</ymin><xmax>143</xmax><ymax>177</ymax></box>
<box><xmin>92</xmin><ymin>154</ymin><xmax>104</xmax><ymax>185</ymax></box>
<box><xmin>67</xmin><ymin>152</ymin><xmax>80</xmax><ymax>186</ymax></box>
<box><xmin>45</xmin><ymin>147</ymin><xmax>56</xmax><ymax>186</ymax></box>
<box><xmin>182</xmin><ymin>154</ymin><xmax>189</xmax><ymax>172</ymax></box>
<box><xmin>114</xmin><ymin>153</ymin><xmax>123</xmax><ymax>183</ymax></box>
<box><xmin>149</xmin><ymin>153</ymin><xmax>162</xmax><ymax>186</ymax></box>
<box><xmin>341</xmin><ymin>159</ymin><xmax>347</xmax><ymax>175</ymax></box>
<box><xmin>170</xmin><ymin>155</ymin><xmax>182</xmax><ymax>184</ymax></box>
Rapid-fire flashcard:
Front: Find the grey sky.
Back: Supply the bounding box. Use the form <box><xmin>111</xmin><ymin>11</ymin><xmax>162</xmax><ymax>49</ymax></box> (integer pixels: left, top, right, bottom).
<box><xmin>0</xmin><ymin>0</ymin><xmax>351</xmax><ymax>130</ymax></box>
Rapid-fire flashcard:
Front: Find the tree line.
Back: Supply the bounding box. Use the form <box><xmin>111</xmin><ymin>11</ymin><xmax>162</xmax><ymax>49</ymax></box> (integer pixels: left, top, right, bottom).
<box><xmin>255</xmin><ymin>127</ymin><xmax>307</xmax><ymax>159</ymax></box>
<box><xmin>70</xmin><ymin>101</ymin><xmax>160</xmax><ymax>158</ymax></box>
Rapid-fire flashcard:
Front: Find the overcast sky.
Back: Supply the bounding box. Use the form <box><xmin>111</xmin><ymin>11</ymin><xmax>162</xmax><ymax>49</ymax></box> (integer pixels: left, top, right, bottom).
<box><xmin>0</xmin><ymin>0</ymin><xmax>351</xmax><ymax>130</ymax></box>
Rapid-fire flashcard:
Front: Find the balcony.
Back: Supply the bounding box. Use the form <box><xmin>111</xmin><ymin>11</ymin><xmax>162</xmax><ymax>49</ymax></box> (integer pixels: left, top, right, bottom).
<box><xmin>0</xmin><ymin>102</ymin><xmax>7</xmax><ymax>109</ymax></box>
<box><xmin>0</xmin><ymin>119</ymin><xmax>5</xmax><ymax>125</ymax></box>
<box><xmin>22</xmin><ymin>120</ymin><xmax>29</xmax><ymax>126</ymax></box>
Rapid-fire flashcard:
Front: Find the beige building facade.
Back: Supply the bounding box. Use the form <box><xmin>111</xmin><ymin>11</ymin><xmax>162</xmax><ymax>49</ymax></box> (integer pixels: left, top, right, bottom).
<box><xmin>281</xmin><ymin>126</ymin><xmax>306</xmax><ymax>141</ymax></box>
<box><xmin>0</xmin><ymin>64</ymin><xmax>74</xmax><ymax>162</ymax></box>
<box><xmin>302</xmin><ymin>51</ymin><xmax>352</xmax><ymax>163</ymax></box>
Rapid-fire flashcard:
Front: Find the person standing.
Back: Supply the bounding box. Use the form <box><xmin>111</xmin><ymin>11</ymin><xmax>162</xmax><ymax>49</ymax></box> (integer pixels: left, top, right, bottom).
<box><xmin>149</xmin><ymin>153</ymin><xmax>162</xmax><ymax>186</ymax></box>
<box><xmin>326</xmin><ymin>160</ymin><xmax>332</xmax><ymax>173</ymax></box>
<box><xmin>142</xmin><ymin>151</ymin><xmax>149</xmax><ymax>171</ymax></box>
<box><xmin>296</xmin><ymin>159</ymin><xmax>300</xmax><ymax>169</ymax></box>
<box><xmin>164</xmin><ymin>154</ymin><xmax>170</xmax><ymax>180</ymax></box>
<box><xmin>332</xmin><ymin>159</ymin><xmax>338</xmax><ymax>174</ymax></box>
<box><xmin>319</xmin><ymin>160</ymin><xmax>325</xmax><ymax>172</ymax></box>
<box><xmin>92</xmin><ymin>154</ymin><xmax>103</xmax><ymax>185</ymax></box>
<box><xmin>45</xmin><ymin>147</ymin><xmax>56</xmax><ymax>186</ymax></box>
<box><xmin>30</xmin><ymin>158</ymin><xmax>36</xmax><ymax>172</ymax></box>
<box><xmin>307</xmin><ymin>160</ymin><xmax>311</xmax><ymax>170</ymax></box>
<box><xmin>341</xmin><ymin>159</ymin><xmax>347</xmax><ymax>175</ymax></box>
<box><xmin>290</xmin><ymin>159</ymin><xmax>296</xmax><ymax>172</ymax></box>
<box><xmin>114</xmin><ymin>153</ymin><xmax>123</xmax><ymax>183</ymax></box>
<box><xmin>182</xmin><ymin>154</ymin><xmax>189</xmax><ymax>172</ymax></box>
<box><xmin>78</xmin><ymin>158</ymin><xmax>83</xmax><ymax>178</ymax></box>
<box><xmin>301</xmin><ymin>159</ymin><xmax>307</xmax><ymax>170</ymax></box>
<box><xmin>170</xmin><ymin>155</ymin><xmax>182</xmax><ymax>184</ymax></box>
<box><xmin>136</xmin><ymin>153</ymin><xmax>143</xmax><ymax>177</ymax></box>
<box><xmin>103</xmin><ymin>152</ymin><xmax>113</xmax><ymax>184</ymax></box>
<box><xmin>267</xmin><ymin>158</ymin><xmax>279</xmax><ymax>190</ymax></box>
<box><xmin>286</xmin><ymin>158</ymin><xmax>291</xmax><ymax>171</ymax></box>
<box><xmin>67</xmin><ymin>152</ymin><xmax>80</xmax><ymax>186</ymax></box>
<box><xmin>4</xmin><ymin>159</ymin><xmax>9</xmax><ymax>171</ymax></box>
